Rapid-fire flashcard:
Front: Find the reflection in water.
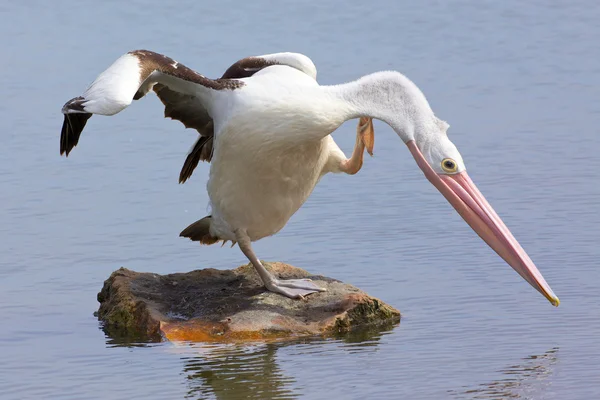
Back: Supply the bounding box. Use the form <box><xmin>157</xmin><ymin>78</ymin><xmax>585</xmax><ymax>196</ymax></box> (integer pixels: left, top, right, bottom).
<box><xmin>449</xmin><ymin>348</ymin><xmax>559</xmax><ymax>399</ymax></box>
<box><xmin>99</xmin><ymin>320</ymin><xmax>162</xmax><ymax>348</ymax></box>
<box><xmin>100</xmin><ymin>309</ymin><xmax>398</xmax><ymax>399</ymax></box>
<box><xmin>182</xmin><ymin>343</ymin><xmax>298</xmax><ymax>400</ymax></box>
<box><xmin>176</xmin><ymin>324</ymin><xmax>396</xmax><ymax>400</ymax></box>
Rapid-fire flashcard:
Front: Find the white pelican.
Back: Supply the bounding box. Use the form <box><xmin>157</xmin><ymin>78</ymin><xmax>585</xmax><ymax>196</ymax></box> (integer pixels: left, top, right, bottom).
<box><xmin>60</xmin><ymin>50</ymin><xmax>559</xmax><ymax>306</ymax></box>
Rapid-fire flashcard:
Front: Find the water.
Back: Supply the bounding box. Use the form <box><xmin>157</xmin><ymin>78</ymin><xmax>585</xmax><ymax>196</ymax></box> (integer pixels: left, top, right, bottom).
<box><xmin>1</xmin><ymin>0</ymin><xmax>599</xmax><ymax>398</ymax></box>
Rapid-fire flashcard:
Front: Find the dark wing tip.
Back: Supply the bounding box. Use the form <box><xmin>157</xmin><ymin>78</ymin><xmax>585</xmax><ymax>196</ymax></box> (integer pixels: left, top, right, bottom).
<box><xmin>60</xmin><ymin>112</ymin><xmax>92</xmax><ymax>156</ymax></box>
<box><xmin>179</xmin><ymin>148</ymin><xmax>201</xmax><ymax>184</ymax></box>
<box><xmin>179</xmin><ymin>136</ymin><xmax>212</xmax><ymax>184</ymax></box>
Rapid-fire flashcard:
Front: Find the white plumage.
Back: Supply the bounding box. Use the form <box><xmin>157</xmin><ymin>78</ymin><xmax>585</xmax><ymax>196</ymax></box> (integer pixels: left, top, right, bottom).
<box><xmin>70</xmin><ymin>53</ymin><xmax>141</xmax><ymax>115</ymax></box>
<box><xmin>207</xmin><ymin>66</ymin><xmax>352</xmax><ymax>242</ymax></box>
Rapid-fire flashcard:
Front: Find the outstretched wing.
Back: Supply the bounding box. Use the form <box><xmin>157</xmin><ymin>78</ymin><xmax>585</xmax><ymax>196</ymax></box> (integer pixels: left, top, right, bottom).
<box><xmin>60</xmin><ymin>50</ymin><xmax>318</xmax><ymax>183</ymax></box>
<box><xmin>175</xmin><ymin>52</ymin><xmax>318</xmax><ymax>183</ymax></box>
<box><xmin>60</xmin><ymin>49</ymin><xmax>242</xmax><ymax>157</ymax></box>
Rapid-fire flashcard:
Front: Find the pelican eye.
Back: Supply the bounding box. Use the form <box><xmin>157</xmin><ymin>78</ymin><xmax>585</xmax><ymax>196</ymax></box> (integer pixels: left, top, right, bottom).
<box><xmin>441</xmin><ymin>158</ymin><xmax>458</xmax><ymax>173</ymax></box>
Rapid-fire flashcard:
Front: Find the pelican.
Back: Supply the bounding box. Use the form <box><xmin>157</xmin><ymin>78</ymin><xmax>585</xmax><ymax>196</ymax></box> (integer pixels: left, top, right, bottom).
<box><xmin>60</xmin><ymin>50</ymin><xmax>559</xmax><ymax>306</ymax></box>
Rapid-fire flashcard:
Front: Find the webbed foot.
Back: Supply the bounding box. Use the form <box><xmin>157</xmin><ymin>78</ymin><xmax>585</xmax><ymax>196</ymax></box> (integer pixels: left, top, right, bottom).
<box><xmin>265</xmin><ymin>278</ymin><xmax>326</xmax><ymax>299</ymax></box>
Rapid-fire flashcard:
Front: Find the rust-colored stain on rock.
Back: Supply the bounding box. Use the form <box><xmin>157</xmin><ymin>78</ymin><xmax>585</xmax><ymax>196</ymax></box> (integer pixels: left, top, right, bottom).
<box><xmin>97</xmin><ymin>262</ymin><xmax>400</xmax><ymax>342</ymax></box>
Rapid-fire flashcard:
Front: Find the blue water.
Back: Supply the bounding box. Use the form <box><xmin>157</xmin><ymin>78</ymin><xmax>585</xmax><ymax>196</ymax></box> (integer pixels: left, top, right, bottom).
<box><xmin>1</xmin><ymin>0</ymin><xmax>599</xmax><ymax>398</ymax></box>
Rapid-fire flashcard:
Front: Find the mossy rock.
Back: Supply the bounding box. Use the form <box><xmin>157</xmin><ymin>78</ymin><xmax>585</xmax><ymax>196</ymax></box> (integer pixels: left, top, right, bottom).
<box><xmin>97</xmin><ymin>262</ymin><xmax>400</xmax><ymax>342</ymax></box>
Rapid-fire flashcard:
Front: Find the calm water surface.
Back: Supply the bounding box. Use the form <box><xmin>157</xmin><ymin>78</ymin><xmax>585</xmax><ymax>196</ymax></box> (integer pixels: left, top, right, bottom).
<box><xmin>1</xmin><ymin>0</ymin><xmax>599</xmax><ymax>399</ymax></box>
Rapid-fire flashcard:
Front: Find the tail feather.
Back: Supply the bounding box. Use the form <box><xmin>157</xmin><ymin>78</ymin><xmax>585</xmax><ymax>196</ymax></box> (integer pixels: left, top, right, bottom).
<box><xmin>180</xmin><ymin>216</ymin><xmax>219</xmax><ymax>245</ymax></box>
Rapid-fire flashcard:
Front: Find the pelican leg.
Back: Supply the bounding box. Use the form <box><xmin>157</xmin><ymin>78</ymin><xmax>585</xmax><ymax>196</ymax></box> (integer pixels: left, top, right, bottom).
<box><xmin>339</xmin><ymin>117</ymin><xmax>374</xmax><ymax>175</ymax></box>
<box><xmin>236</xmin><ymin>230</ymin><xmax>326</xmax><ymax>299</ymax></box>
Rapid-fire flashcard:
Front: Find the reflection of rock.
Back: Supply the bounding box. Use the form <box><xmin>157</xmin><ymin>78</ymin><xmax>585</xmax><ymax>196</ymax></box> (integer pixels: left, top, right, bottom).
<box><xmin>181</xmin><ymin>324</ymin><xmax>396</xmax><ymax>399</ymax></box>
<box><xmin>183</xmin><ymin>343</ymin><xmax>298</xmax><ymax>399</ymax></box>
<box><xmin>97</xmin><ymin>262</ymin><xmax>400</xmax><ymax>342</ymax></box>
<box><xmin>449</xmin><ymin>348</ymin><xmax>559</xmax><ymax>399</ymax></box>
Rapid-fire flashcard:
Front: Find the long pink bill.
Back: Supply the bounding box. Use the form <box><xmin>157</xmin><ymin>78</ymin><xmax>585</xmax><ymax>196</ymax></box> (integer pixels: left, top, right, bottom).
<box><xmin>406</xmin><ymin>141</ymin><xmax>559</xmax><ymax>306</ymax></box>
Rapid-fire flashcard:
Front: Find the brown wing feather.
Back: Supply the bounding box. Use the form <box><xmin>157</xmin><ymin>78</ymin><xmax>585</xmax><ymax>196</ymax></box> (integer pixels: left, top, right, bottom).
<box><xmin>152</xmin><ymin>83</ymin><xmax>215</xmax><ymax>183</ymax></box>
<box><xmin>179</xmin><ymin>135</ymin><xmax>213</xmax><ymax>183</ymax></box>
<box><xmin>153</xmin><ymin>83</ymin><xmax>212</xmax><ymax>133</ymax></box>
<box><xmin>220</xmin><ymin>57</ymin><xmax>276</xmax><ymax>79</ymax></box>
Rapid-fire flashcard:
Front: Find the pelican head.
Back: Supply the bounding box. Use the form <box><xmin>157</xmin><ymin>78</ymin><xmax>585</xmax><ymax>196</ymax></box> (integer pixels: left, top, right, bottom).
<box><xmin>404</xmin><ymin>118</ymin><xmax>559</xmax><ymax>306</ymax></box>
<box><xmin>359</xmin><ymin>72</ymin><xmax>558</xmax><ymax>306</ymax></box>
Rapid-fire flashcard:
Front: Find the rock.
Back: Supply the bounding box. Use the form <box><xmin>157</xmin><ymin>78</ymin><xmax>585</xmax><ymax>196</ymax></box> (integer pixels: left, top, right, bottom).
<box><xmin>97</xmin><ymin>262</ymin><xmax>400</xmax><ymax>342</ymax></box>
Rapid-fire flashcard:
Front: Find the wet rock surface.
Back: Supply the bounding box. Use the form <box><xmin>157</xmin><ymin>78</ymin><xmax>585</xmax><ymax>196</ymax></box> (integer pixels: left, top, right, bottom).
<box><xmin>97</xmin><ymin>262</ymin><xmax>400</xmax><ymax>342</ymax></box>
